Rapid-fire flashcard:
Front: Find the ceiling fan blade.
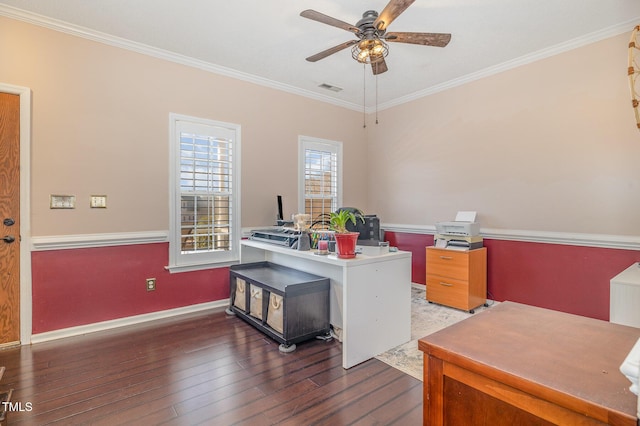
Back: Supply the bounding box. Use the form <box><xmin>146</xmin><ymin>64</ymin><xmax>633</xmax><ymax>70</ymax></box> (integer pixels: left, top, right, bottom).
<box><xmin>305</xmin><ymin>40</ymin><xmax>358</xmax><ymax>62</ymax></box>
<box><xmin>372</xmin><ymin>58</ymin><xmax>388</xmax><ymax>75</ymax></box>
<box><xmin>374</xmin><ymin>0</ymin><xmax>415</xmax><ymax>31</ymax></box>
<box><xmin>300</xmin><ymin>10</ymin><xmax>360</xmax><ymax>34</ymax></box>
<box><xmin>385</xmin><ymin>32</ymin><xmax>451</xmax><ymax>47</ymax></box>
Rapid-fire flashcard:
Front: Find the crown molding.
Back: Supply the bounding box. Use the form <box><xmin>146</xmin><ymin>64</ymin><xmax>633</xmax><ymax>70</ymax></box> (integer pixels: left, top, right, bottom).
<box><xmin>377</xmin><ymin>17</ymin><xmax>640</xmax><ymax>111</ymax></box>
<box><xmin>0</xmin><ymin>4</ymin><xmax>362</xmax><ymax>112</ymax></box>
<box><xmin>2</xmin><ymin>5</ymin><xmax>639</xmax><ymax>115</ymax></box>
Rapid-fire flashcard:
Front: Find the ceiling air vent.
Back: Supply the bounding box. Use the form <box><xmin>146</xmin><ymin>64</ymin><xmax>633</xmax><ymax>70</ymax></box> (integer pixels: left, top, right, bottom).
<box><xmin>318</xmin><ymin>83</ymin><xmax>343</xmax><ymax>92</ymax></box>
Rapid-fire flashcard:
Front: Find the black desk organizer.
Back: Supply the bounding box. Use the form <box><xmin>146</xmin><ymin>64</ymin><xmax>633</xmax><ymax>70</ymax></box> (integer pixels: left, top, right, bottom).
<box><xmin>226</xmin><ymin>261</ymin><xmax>331</xmax><ymax>352</ymax></box>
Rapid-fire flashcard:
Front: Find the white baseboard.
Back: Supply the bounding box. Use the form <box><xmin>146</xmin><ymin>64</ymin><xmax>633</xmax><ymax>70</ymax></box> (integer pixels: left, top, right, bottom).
<box><xmin>30</xmin><ymin>299</ymin><xmax>230</xmax><ymax>344</ymax></box>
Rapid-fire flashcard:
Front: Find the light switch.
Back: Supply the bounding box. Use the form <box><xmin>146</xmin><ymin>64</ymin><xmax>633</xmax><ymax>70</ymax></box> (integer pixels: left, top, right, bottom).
<box><xmin>90</xmin><ymin>195</ymin><xmax>107</xmax><ymax>208</ymax></box>
<box><xmin>50</xmin><ymin>195</ymin><xmax>76</xmax><ymax>209</ymax></box>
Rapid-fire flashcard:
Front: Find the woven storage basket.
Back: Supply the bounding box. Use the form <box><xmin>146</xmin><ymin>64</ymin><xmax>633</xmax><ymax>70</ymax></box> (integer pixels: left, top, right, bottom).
<box><xmin>233</xmin><ymin>278</ymin><xmax>246</xmax><ymax>311</ymax></box>
<box><xmin>266</xmin><ymin>293</ymin><xmax>284</xmax><ymax>333</ymax></box>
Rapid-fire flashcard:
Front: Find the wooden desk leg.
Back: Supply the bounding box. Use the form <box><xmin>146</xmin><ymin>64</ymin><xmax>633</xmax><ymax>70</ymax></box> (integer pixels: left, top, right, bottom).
<box><xmin>424</xmin><ymin>355</ymin><xmax>444</xmax><ymax>426</ymax></box>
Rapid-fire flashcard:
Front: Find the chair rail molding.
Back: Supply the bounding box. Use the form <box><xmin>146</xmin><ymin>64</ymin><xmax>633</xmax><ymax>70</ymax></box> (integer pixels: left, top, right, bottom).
<box><xmin>381</xmin><ymin>223</ymin><xmax>640</xmax><ymax>251</ymax></box>
<box><xmin>31</xmin><ymin>230</ymin><xmax>168</xmax><ymax>251</ymax></box>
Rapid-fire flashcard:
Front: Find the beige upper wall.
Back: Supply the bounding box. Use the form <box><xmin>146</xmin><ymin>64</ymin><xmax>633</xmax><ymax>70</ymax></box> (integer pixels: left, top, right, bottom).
<box><xmin>368</xmin><ymin>32</ymin><xmax>640</xmax><ymax>236</ymax></box>
<box><xmin>2</xmin><ymin>16</ymin><xmax>639</xmax><ymax>238</ymax></box>
<box><xmin>0</xmin><ymin>17</ymin><xmax>369</xmax><ymax>236</ymax></box>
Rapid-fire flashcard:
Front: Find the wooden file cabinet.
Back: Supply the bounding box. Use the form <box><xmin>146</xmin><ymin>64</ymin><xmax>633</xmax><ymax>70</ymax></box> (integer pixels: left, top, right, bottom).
<box><xmin>425</xmin><ymin>247</ymin><xmax>487</xmax><ymax>313</ymax></box>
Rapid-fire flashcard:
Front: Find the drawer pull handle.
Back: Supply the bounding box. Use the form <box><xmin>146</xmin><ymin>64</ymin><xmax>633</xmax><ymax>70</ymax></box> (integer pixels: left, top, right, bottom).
<box><xmin>439</xmin><ymin>256</ymin><xmax>453</xmax><ymax>260</ymax></box>
<box><xmin>440</xmin><ymin>282</ymin><xmax>453</xmax><ymax>287</ymax></box>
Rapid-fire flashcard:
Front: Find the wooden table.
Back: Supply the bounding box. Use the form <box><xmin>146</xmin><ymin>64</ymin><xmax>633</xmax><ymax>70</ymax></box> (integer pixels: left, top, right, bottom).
<box><xmin>419</xmin><ymin>301</ymin><xmax>640</xmax><ymax>425</ymax></box>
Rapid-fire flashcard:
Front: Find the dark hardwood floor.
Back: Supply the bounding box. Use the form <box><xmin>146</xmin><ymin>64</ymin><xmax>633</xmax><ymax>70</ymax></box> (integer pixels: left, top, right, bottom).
<box><xmin>0</xmin><ymin>308</ymin><xmax>422</xmax><ymax>425</ymax></box>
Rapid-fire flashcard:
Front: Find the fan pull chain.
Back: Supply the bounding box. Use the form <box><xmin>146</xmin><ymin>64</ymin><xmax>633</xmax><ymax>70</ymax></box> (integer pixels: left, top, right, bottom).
<box><xmin>375</xmin><ymin>74</ymin><xmax>379</xmax><ymax>124</ymax></box>
<box><xmin>363</xmin><ymin>64</ymin><xmax>367</xmax><ymax>128</ymax></box>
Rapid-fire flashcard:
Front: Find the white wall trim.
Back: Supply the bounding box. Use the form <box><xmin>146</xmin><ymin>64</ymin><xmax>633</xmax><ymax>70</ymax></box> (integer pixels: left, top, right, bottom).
<box><xmin>31</xmin><ymin>299</ymin><xmax>229</xmax><ymax>344</ymax></box>
<box><xmin>382</xmin><ymin>224</ymin><xmax>437</xmax><ymax>235</ymax></box>
<box><xmin>0</xmin><ymin>4</ymin><xmax>360</xmax><ymax>113</ymax></box>
<box><xmin>0</xmin><ymin>83</ymin><xmax>33</xmax><ymax>346</ymax></box>
<box><xmin>479</xmin><ymin>228</ymin><xmax>640</xmax><ymax>251</ymax></box>
<box><xmin>297</xmin><ymin>136</ymin><xmax>344</xmax><ymax>213</ymax></box>
<box><xmin>31</xmin><ymin>230</ymin><xmax>168</xmax><ymax>251</ymax></box>
<box><xmin>29</xmin><ymin>225</ymin><xmax>640</xmax><ymax>253</ymax></box>
<box><xmin>167</xmin><ymin>114</ymin><xmax>241</xmax><ymax>269</ymax></box>
<box><xmin>377</xmin><ymin>17</ymin><xmax>640</xmax><ymax>111</ymax></box>
<box><xmin>382</xmin><ymin>223</ymin><xmax>640</xmax><ymax>251</ymax></box>
<box><xmin>2</xmin><ymin>4</ymin><xmax>638</xmax><ymax>114</ymax></box>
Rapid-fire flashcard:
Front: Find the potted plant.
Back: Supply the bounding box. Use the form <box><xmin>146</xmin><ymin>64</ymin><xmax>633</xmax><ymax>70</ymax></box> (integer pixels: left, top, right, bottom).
<box><xmin>329</xmin><ymin>209</ymin><xmax>364</xmax><ymax>259</ymax></box>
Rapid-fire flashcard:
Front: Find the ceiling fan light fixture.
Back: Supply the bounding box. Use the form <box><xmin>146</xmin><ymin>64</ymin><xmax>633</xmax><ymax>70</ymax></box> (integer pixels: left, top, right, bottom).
<box><xmin>351</xmin><ymin>38</ymin><xmax>388</xmax><ymax>64</ymax></box>
<box><xmin>301</xmin><ymin>0</ymin><xmax>452</xmax><ymax>75</ymax></box>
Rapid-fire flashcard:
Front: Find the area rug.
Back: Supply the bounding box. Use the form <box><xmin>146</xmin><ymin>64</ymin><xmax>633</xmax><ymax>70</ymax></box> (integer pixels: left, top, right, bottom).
<box><xmin>375</xmin><ymin>286</ymin><xmax>496</xmax><ymax>380</ymax></box>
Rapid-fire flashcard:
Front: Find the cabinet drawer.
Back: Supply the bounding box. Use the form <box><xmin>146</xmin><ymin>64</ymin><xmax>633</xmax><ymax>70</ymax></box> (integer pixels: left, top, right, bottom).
<box><xmin>426</xmin><ymin>248</ymin><xmax>470</xmax><ymax>281</ymax></box>
<box><xmin>426</xmin><ymin>276</ymin><xmax>469</xmax><ymax>309</ymax></box>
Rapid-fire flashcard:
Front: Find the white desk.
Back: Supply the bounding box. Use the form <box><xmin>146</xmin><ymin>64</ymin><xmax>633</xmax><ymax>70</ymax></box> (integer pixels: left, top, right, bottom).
<box><xmin>610</xmin><ymin>262</ymin><xmax>640</xmax><ymax>328</ymax></box>
<box><xmin>240</xmin><ymin>240</ymin><xmax>412</xmax><ymax>369</ymax></box>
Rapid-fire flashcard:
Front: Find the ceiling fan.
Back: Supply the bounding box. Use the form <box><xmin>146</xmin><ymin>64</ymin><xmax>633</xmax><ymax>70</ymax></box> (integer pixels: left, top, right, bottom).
<box><xmin>300</xmin><ymin>0</ymin><xmax>451</xmax><ymax>75</ymax></box>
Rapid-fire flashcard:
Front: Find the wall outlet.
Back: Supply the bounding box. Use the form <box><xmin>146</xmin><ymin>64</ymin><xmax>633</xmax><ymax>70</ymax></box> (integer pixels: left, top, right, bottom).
<box><xmin>146</xmin><ymin>278</ymin><xmax>156</xmax><ymax>291</ymax></box>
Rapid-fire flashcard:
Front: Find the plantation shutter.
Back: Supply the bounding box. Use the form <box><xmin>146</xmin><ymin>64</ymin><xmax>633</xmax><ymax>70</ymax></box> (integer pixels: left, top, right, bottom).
<box><xmin>300</xmin><ymin>137</ymin><xmax>341</xmax><ymax>222</ymax></box>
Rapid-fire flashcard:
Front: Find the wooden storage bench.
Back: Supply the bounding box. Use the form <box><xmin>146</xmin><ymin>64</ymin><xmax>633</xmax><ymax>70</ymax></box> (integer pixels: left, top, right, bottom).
<box><xmin>227</xmin><ymin>261</ymin><xmax>331</xmax><ymax>352</ymax></box>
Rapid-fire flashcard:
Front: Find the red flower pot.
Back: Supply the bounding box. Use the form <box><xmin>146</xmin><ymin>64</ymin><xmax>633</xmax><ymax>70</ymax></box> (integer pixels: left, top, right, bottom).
<box><xmin>334</xmin><ymin>232</ymin><xmax>359</xmax><ymax>259</ymax></box>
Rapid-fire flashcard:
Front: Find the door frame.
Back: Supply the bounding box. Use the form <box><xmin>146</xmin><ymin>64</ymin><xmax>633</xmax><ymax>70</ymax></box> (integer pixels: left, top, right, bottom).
<box><xmin>1</xmin><ymin>83</ymin><xmax>32</xmax><ymax>345</ymax></box>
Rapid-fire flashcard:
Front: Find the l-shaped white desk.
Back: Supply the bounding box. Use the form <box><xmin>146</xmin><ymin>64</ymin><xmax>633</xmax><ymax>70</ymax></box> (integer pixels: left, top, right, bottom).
<box><xmin>240</xmin><ymin>240</ymin><xmax>412</xmax><ymax>369</ymax></box>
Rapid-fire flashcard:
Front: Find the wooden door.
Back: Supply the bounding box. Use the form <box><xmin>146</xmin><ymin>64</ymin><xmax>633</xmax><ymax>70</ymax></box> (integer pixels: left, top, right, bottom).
<box><xmin>0</xmin><ymin>92</ymin><xmax>20</xmax><ymax>345</ymax></box>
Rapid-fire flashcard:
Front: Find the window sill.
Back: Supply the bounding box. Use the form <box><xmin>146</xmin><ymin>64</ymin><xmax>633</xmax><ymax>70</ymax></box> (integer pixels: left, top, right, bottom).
<box><xmin>165</xmin><ymin>260</ymin><xmax>239</xmax><ymax>274</ymax></box>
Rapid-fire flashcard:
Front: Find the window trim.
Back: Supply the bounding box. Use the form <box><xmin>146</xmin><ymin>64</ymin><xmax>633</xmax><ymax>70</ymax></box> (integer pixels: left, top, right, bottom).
<box><xmin>298</xmin><ymin>136</ymin><xmax>343</xmax><ymax>217</ymax></box>
<box><xmin>167</xmin><ymin>113</ymin><xmax>241</xmax><ymax>273</ymax></box>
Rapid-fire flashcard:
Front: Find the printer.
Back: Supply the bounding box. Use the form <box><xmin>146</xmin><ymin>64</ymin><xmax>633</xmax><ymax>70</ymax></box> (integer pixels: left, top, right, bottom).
<box><xmin>435</xmin><ymin>211</ymin><xmax>483</xmax><ymax>250</ymax></box>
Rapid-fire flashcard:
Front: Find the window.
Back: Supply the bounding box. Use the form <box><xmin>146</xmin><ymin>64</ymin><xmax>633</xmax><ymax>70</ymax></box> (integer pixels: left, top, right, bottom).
<box><xmin>298</xmin><ymin>136</ymin><xmax>342</xmax><ymax>223</ymax></box>
<box><xmin>168</xmin><ymin>114</ymin><xmax>241</xmax><ymax>271</ymax></box>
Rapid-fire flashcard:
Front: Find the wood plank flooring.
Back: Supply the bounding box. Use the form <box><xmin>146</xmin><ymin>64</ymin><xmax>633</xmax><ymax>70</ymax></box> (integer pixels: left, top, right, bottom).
<box><xmin>0</xmin><ymin>308</ymin><xmax>422</xmax><ymax>425</ymax></box>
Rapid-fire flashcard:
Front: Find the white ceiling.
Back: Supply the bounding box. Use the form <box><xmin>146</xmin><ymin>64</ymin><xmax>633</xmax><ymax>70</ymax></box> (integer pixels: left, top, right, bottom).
<box><xmin>2</xmin><ymin>0</ymin><xmax>640</xmax><ymax>111</ymax></box>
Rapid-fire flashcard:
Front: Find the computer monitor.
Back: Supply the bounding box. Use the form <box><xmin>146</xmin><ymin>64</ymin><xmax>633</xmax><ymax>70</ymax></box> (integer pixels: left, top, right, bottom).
<box><xmin>338</xmin><ymin>208</ymin><xmax>381</xmax><ymax>242</ymax></box>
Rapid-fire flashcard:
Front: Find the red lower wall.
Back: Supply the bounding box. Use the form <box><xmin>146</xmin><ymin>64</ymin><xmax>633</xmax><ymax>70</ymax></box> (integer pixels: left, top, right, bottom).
<box><xmin>31</xmin><ymin>242</ymin><xmax>229</xmax><ymax>334</ymax></box>
<box><xmin>30</xmin><ymin>234</ymin><xmax>640</xmax><ymax>334</ymax></box>
<box><xmin>384</xmin><ymin>232</ymin><xmax>435</xmax><ymax>285</ymax></box>
<box><xmin>384</xmin><ymin>231</ymin><xmax>640</xmax><ymax>321</ymax></box>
